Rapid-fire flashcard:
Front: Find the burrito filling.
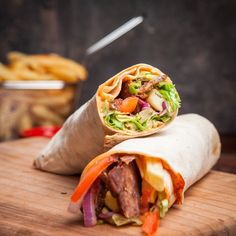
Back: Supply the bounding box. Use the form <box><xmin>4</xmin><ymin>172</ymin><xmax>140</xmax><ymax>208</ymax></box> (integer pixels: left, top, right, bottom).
<box><xmin>70</xmin><ymin>154</ymin><xmax>175</xmax><ymax>236</ymax></box>
<box><xmin>102</xmin><ymin>72</ymin><xmax>180</xmax><ymax>132</ymax></box>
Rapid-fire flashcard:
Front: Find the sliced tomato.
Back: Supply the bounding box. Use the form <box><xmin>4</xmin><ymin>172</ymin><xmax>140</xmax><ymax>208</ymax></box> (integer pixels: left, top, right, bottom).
<box><xmin>140</xmin><ymin>180</ymin><xmax>156</xmax><ymax>214</ymax></box>
<box><xmin>71</xmin><ymin>156</ymin><xmax>117</xmax><ymax>203</ymax></box>
<box><xmin>141</xmin><ymin>188</ymin><xmax>152</xmax><ymax>214</ymax></box>
<box><xmin>142</xmin><ymin>210</ymin><xmax>160</xmax><ymax>236</ymax></box>
<box><xmin>119</xmin><ymin>97</ymin><xmax>138</xmax><ymax>113</ymax></box>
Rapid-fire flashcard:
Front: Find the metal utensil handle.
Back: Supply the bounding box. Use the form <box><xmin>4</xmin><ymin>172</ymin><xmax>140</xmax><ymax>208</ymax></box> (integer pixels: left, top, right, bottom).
<box><xmin>86</xmin><ymin>16</ymin><xmax>144</xmax><ymax>56</ymax></box>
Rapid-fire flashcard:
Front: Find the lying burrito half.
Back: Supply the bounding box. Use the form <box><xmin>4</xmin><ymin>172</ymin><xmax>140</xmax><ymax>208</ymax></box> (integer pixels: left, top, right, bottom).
<box><xmin>34</xmin><ymin>63</ymin><xmax>180</xmax><ymax>174</ymax></box>
<box><xmin>68</xmin><ymin>114</ymin><xmax>221</xmax><ymax>235</ymax></box>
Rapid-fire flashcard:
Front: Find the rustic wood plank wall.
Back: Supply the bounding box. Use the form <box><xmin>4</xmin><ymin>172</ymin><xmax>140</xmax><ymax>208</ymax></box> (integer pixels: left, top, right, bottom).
<box><xmin>0</xmin><ymin>0</ymin><xmax>235</xmax><ymax>134</ymax></box>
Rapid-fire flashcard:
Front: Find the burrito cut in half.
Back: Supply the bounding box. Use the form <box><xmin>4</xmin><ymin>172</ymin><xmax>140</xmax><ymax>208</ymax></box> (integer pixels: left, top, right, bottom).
<box><xmin>68</xmin><ymin>114</ymin><xmax>221</xmax><ymax>236</ymax></box>
<box><xmin>98</xmin><ymin>64</ymin><xmax>180</xmax><ymax>136</ymax></box>
<box><xmin>35</xmin><ymin>64</ymin><xmax>180</xmax><ymax>174</ymax></box>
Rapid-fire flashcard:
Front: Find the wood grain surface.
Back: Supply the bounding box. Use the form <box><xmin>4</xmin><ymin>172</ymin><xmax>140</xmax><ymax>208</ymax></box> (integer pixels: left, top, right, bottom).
<box><xmin>0</xmin><ymin>137</ymin><xmax>236</xmax><ymax>236</ymax></box>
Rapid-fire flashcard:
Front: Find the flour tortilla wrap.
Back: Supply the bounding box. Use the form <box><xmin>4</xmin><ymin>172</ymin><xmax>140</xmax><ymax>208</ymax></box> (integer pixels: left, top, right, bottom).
<box><xmin>69</xmin><ymin>114</ymin><xmax>221</xmax><ymax>220</ymax></box>
<box><xmin>34</xmin><ymin>64</ymin><xmax>180</xmax><ymax>174</ymax></box>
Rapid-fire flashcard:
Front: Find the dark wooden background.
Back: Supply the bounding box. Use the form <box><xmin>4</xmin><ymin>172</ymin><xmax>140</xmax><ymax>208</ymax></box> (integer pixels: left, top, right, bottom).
<box><xmin>0</xmin><ymin>0</ymin><xmax>235</xmax><ymax>134</ymax></box>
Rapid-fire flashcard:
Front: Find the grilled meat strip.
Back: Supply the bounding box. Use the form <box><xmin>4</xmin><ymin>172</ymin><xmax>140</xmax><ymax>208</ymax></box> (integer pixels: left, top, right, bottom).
<box><xmin>138</xmin><ymin>75</ymin><xmax>167</xmax><ymax>99</ymax></box>
<box><xmin>107</xmin><ymin>161</ymin><xmax>141</xmax><ymax>218</ymax></box>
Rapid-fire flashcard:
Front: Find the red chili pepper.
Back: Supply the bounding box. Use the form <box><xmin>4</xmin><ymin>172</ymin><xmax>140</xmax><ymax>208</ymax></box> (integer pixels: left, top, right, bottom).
<box><xmin>20</xmin><ymin>126</ymin><xmax>61</xmax><ymax>138</ymax></box>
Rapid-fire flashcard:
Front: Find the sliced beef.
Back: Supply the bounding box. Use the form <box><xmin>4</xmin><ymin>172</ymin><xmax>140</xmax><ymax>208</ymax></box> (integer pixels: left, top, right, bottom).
<box><xmin>100</xmin><ymin>171</ymin><xmax>108</xmax><ymax>185</ymax></box>
<box><xmin>120</xmin><ymin>81</ymin><xmax>131</xmax><ymax>99</ymax></box>
<box><xmin>107</xmin><ymin>161</ymin><xmax>141</xmax><ymax>218</ymax></box>
<box><xmin>110</xmin><ymin>98</ymin><xmax>123</xmax><ymax>110</ymax></box>
<box><xmin>138</xmin><ymin>75</ymin><xmax>166</xmax><ymax>99</ymax></box>
<box><xmin>94</xmin><ymin>178</ymin><xmax>107</xmax><ymax>216</ymax></box>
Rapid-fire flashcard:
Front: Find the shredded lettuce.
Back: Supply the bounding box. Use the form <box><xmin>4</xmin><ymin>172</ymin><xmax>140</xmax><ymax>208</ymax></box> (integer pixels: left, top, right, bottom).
<box><xmin>137</xmin><ymin>108</ymin><xmax>156</xmax><ymax>123</ymax></box>
<box><xmin>104</xmin><ymin>108</ymin><xmax>171</xmax><ymax>131</ymax></box>
<box><xmin>104</xmin><ymin>113</ymin><xmax>124</xmax><ymax>130</ymax></box>
<box><xmin>157</xmin><ymin>192</ymin><xmax>168</xmax><ymax>218</ymax></box>
<box><xmin>116</xmin><ymin>114</ymin><xmax>134</xmax><ymax>122</ymax></box>
<box><xmin>103</xmin><ymin>79</ymin><xmax>180</xmax><ymax>131</ymax></box>
<box><xmin>151</xmin><ymin>114</ymin><xmax>171</xmax><ymax>123</ymax></box>
<box><xmin>158</xmin><ymin>83</ymin><xmax>181</xmax><ymax>112</ymax></box>
<box><xmin>109</xmin><ymin>213</ymin><xmax>142</xmax><ymax>226</ymax></box>
<box><xmin>116</xmin><ymin>114</ymin><xmax>147</xmax><ymax>131</ymax></box>
<box><xmin>104</xmin><ymin>112</ymin><xmax>147</xmax><ymax>131</ymax></box>
<box><xmin>130</xmin><ymin>118</ymin><xmax>146</xmax><ymax>131</ymax></box>
<box><xmin>99</xmin><ymin>207</ymin><xmax>142</xmax><ymax>226</ymax></box>
<box><xmin>159</xmin><ymin>199</ymin><xmax>169</xmax><ymax>218</ymax></box>
<box><xmin>97</xmin><ymin>219</ymin><xmax>105</xmax><ymax>225</ymax></box>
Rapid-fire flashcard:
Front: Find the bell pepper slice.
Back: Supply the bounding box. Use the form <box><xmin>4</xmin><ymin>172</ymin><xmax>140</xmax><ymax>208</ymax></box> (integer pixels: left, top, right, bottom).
<box><xmin>71</xmin><ymin>156</ymin><xmax>117</xmax><ymax>203</ymax></box>
<box><xmin>142</xmin><ymin>210</ymin><xmax>160</xmax><ymax>236</ymax></box>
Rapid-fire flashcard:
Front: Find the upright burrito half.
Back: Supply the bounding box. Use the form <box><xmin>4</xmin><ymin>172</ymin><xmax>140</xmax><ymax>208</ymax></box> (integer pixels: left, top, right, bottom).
<box><xmin>68</xmin><ymin>114</ymin><xmax>221</xmax><ymax>235</ymax></box>
<box><xmin>34</xmin><ymin>63</ymin><xmax>180</xmax><ymax>174</ymax></box>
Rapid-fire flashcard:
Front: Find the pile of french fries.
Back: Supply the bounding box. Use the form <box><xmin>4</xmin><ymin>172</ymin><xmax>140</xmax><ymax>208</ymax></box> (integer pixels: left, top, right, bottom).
<box><xmin>0</xmin><ymin>52</ymin><xmax>87</xmax><ymax>141</ymax></box>
<box><xmin>0</xmin><ymin>52</ymin><xmax>87</xmax><ymax>82</ymax></box>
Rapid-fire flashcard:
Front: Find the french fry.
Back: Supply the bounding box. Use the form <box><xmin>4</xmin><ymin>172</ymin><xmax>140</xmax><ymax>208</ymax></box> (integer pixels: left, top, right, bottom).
<box><xmin>18</xmin><ymin>113</ymin><xmax>33</xmax><ymax>132</ymax></box>
<box><xmin>46</xmin><ymin>87</ymin><xmax>74</xmax><ymax>98</ymax></box>
<box><xmin>23</xmin><ymin>54</ymin><xmax>87</xmax><ymax>81</ymax></box>
<box><xmin>10</xmin><ymin>55</ymin><xmax>48</xmax><ymax>74</ymax></box>
<box><xmin>31</xmin><ymin>104</ymin><xmax>64</xmax><ymax>125</ymax></box>
<box><xmin>37</xmin><ymin>120</ymin><xmax>55</xmax><ymax>127</ymax></box>
<box><xmin>37</xmin><ymin>95</ymin><xmax>72</xmax><ymax>108</ymax></box>
<box><xmin>36</xmin><ymin>96</ymin><xmax>70</xmax><ymax>107</ymax></box>
<box><xmin>7</xmin><ymin>51</ymin><xmax>27</xmax><ymax>62</ymax></box>
<box><xmin>51</xmin><ymin>103</ymin><xmax>72</xmax><ymax>117</ymax></box>
<box><xmin>10</xmin><ymin>59</ymin><xmax>46</xmax><ymax>74</ymax></box>
<box><xmin>47</xmin><ymin>67</ymin><xmax>79</xmax><ymax>83</ymax></box>
<box><xmin>13</xmin><ymin>68</ymin><xmax>57</xmax><ymax>80</ymax></box>
<box><xmin>46</xmin><ymin>54</ymin><xmax>87</xmax><ymax>80</ymax></box>
<box><xmin>10</xmin><ymin>53</ymin><xmax>87</xmax><ymax>81</ymax></box>
<box><xmin>0</xmin><ymin>96</ymin><xmax>28</xmax><ymax>140</ymax></box>
<box><xmin>4</xmin><ymin>52</ymin><xmax>87</xmax><ymax>82</ymax></box>
<box><xmin>0</xmin><ymin>63</ymin><xmax>19</xmax><ymax>80</ymax></box>
<box><xmin>0</xmin><ymin>51</ymin><xmax>86</xmax><ymax>140</ymax></box>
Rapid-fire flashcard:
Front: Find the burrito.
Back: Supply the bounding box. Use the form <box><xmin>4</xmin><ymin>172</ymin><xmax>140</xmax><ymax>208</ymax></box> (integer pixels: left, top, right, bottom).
<box><xmin>34</xmin><ymin>63</ymin><xmax>180</xmax><ymax>174</ymax></box>
<box><xmin>68</xmin><ymin>114</ymin><xmax>221</xmax><ymax>235</ymax></box>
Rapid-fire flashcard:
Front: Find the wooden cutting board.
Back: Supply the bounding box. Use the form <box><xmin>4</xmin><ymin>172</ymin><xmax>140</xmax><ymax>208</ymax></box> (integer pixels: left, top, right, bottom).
<box><xmin>0</xmin><ymin>138</ymin><xmax>236</xmax><ymax>236</ymax></box>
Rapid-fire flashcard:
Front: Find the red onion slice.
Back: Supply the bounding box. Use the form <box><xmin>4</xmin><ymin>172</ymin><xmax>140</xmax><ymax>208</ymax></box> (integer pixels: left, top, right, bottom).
<box><xmin>98</xmin><ymin>211</ymin><xmax>114</xmax><ymax>220</ymax></box>
<box><xmin>159</xmin><ymin>101</ymin><xmax>167</xmax><ymax>116</ymax></box>
<box><xmin>138</xmin><ymin>98</ymin><xmax>150</xmax><ymax>110</ymax></box>
<box><xmin>162</xmin><ymin>101</ymin><xmax>167</xmax><ymax>110</ymax></box>
<box><xmin>68</xmin><ymin>201</ymin><xmax>82</xmax><ymax>214</ymax></box>
<box><xmin>82</xmin><ymin>180</ymin><xmax>100</xmax><ymax>227</ymax></box>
